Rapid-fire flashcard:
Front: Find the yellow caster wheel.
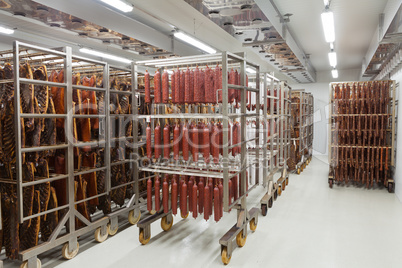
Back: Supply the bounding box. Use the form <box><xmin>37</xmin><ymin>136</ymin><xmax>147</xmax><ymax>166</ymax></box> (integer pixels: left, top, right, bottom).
<box><xmin>20</xmin><ymin>259</ymin><xmax>41</xmax><ymax>268</ymax></box>
<box><xmin>181</xmin><ymin>211</ymin><xmax>189</xmax><ymax>219</ymax></box>
<box><xmin>128</xmin><ymin>210</ymin><xmax>141</xmax><ymax>225</ymax></box>
<box><xmin>301</xmin><ymin>166</ymin><xmax>304</xmax><ymax>172</ymax></box>
<box><xmin>94</xmin><ymin>226</ymin><xmax>108</xmax><ymax>243</ymax></box>
<box><xmin>107</xmin><ymin>223</ymin><xmax>118</xmax><ymax>236</ymax></box>
<box><xmin>286</xmin><ymin>177</ymin><xmax>289</xmax><ymax>186</ymax></box>
<box><xmin>236</xmin><ymin>230</ymin><xmax>247</xmax><ymax>247</ymax></box>
<box><xmin>250</xmin><ymin>218</ymin><xmax>257</xmax><ymax>232</ymax></box>
<box><xmin>149</xmin><ymin>210</ymin><xmax>156</xmax><ymax>215</ymax></box>
<box><xmin>297</xmin><ymin>168</ymin><xmax>301</xmax><ymax>175</ymax></box>
<box><xmin>282</xmin><ymin>181</ymin><xmax>286</xmax><ymax>191</ymax></box>
<box><xmin>139</xmin><ymin>229</ymin><xmax>150</xmax><ymax>245</ymax></box>
<box><xmin>161</xmin><ymin>216</ymin><xmax>173</xmax><ymax>231</ymax></box>
<box><xmin>221</xmin><ymin>247</ymin><xmax>231</xmax><ymax>265</ymax></box>
<box><xmin>62</xmin><ymin>242</ymin><xmax>79</xmax><ymax>260</ymax></box>
<box><xmin>278</xmin><ymin>186</ymin><xmax>282</xmax><ymax>196</ymax></box>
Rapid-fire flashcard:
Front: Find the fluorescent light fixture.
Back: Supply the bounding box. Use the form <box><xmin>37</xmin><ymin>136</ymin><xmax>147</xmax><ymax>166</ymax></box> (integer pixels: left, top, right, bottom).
<box><xmin>174</xmin><ymin>32</ymin><xmax>217</xmax><ymax>54</ymax></box>
<box><xmin>330</xmin><ymin>42</ymin><xmax>334</xmax><ymax>49</ymax></box>
<box><xmin>246</xmin><ymin>67</ymin><xmax>256</xmax><ymax>74</ymax></box>
<box><xmin>79</xmin><ymin>48</ymin><xmax>132</xmax><ymax>63</ymax></box>
<box><xmin>100</xmin><ymin>0</ymin><xmax>133</xmax><ymax>12</ymax></box>
<box><xmin>328</xmin><ymin>51</ymin><xmax>337</xmax><ymax>67</ymax></box>
<box><xmin>332</xmin><ymin>69</ymin><xmax>338</xmax><ymax>79</ymax></box>
<box><xmin>323</xmin><ymin>0</ymin><xmax>329</xmax><ymax>6</ymax></box>
<box><xmin>321</xmin><ymin>11</ymin><xmax>335</xmax><ymax>43</ymax></box>
<box><xmin>0</xmin><ymin>25</ymin><xmax>14</xmax><ymax>34</ymax></box>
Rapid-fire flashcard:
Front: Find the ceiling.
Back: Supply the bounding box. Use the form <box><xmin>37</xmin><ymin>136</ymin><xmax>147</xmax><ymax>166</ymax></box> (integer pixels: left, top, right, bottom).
<box><xmin>273</xmin><ymin>0</ymin><xmax>389</xmax><ymax>72</ymax></box>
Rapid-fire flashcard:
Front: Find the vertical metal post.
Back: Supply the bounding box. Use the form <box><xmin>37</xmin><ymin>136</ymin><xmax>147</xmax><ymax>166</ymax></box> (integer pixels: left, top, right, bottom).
<box><xmin>255</xmin><ymin>66</ymin><xmax>260</xmax><ymax>186</ymax></box>
<box><xmin>262</xmin><ymin>73</ymin><xmax>268</xmax><ymax>186</ymax></box>
<box><xmin>270</xmin><ymin>74</ymin><xmax>274</xmax><ymax>176</ymax></box>
<box><xmin>222</xmin><ymin>52</ymin><xmax>229</xmax><ymax>212</ymax></box>
<box><xmin>240</xmin><ymin>57</ymin><xmax>246</xmax><ymax>207</ymax></box>
<box><xmin>13</xmin><ymin>41</ymin><xmax>24</xmax><ymax>223</ymax></box>
<box><xmin>104</xmin><ymin>64</ymin><xmax>111</xmax><ymax>193</ymax></box>
<box><xmin>132</xmin><ymin>63</ymin><xmax>140</xmax><ymax>207</ymax></box>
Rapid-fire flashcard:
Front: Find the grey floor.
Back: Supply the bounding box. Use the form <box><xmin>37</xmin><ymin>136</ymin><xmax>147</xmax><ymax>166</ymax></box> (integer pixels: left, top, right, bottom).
<box><xmin>5</xmin><ymin>156</ymin><xmax>402</xmax><ymax>268</ymax></box>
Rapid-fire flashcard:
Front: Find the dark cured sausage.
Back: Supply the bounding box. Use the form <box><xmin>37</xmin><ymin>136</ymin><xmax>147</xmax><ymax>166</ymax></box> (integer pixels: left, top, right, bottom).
<box><xmin>194</xmin><ymin>66</ymin><xmax>202</xmax><ymax>103</ymax></box>
<box><xmin>173</xmin><ymin>123</ymin><xmax>180</xmax><ymax>160</ymax></box>
<box><xmin>191</xmin><ymin>123</ymin><xmax>199</xmax><ymax>162</ymax></box>
<box><xmin>171</xmin><ymin>71</ymin><xmax>176</xmax><ymax>104</ymax></box>
<box><xmin>190</xmin><ymin>70</ymin><xmax>195</xmax><ymax>104</ymax></box>
<box><xmin>214</xmin><ymin>185</ymin><xmax>219</xmax><ymax>222</ymax></box>
<box><xmin>205</xmin><ymin>66</ymin><xmax>214</xmax><ymax>103</ymax></box>
<box><xmin>163</xmin><ymin>176</ymin><xmax>169</xmax><ymax>213</ymax></box>
<box><xmin>180</xmin><ymin>70</ymin><xmax>185</xmax><ymax>104</ymax></box>
<box><xmin>208</xmin><ymin>178</ymin><xmax>213</xmax><ymax>217</ymax></box>
<box><xmin>232</xmin><ymin>123</ymin><xmax>238</xmax><ymax>156</ymax></box>
<box><xmin>214</xmin><ymin>65</ymin><xmax>220</xmax><ymax>104</ymax></box>
<box><xmin>201</xmin><ymin>69</ymin><xmax>206</xmax><ymax>104</ymax></box>
<box><xmin>162</xmin><ymin>70</ymin><xmax>169</xmax><ymax>103</ymax></box>
<box><xmin>212</xmin><ymin>123</ymin><xmax>219</xmax><ymax>163</ymax></box>
<box><xmin>175</xmin><ymin>68</ymin><xmax>180</xmax><ymax>104</ymax></box>
<box><xmin>172</xmin><ymin>176</ymin><xmax>178</xmax><ymax>215</ymax></box>
<box><xmin>154</xmin><ymin>69</ymin><xmax>161</xmax><ymax>104</ymax></box>
<box><xmin>154</xmin><ymin>124</ymin><xmax>161</xmax><ymax>159</ymax></box>
<box><xmin>229</xmin><ymin>69</ymin><xmax>235</xmax><ymax>103</ymax></box>
<box><xmin>182</xmin><ymin>123</ymin><xmax>189</xmax><ymax>161</ymax></box>
<box><xmin>145</xmin><ymin>70</ymin><xmax>151</xmax><ymax>103</ymax></box>
<box><xmin>147</xmin><ymin>178</ymin><xmax>152</xmax><ymax>212</ymax></box>
<box><xmin>181</xmin><ymin>179</ymin><xmax>188</xmax><ymax>216</ymax></box>
<box><xmin>235</xmin><ymin>70</ymin><xmax>240</xmax><ymax>104</ymax></box>
<box><xmin>192</xmin><ymin>182</ymin><xmax>198</xmax><ymax>218</ymax></box>
<box><xmin>185</xmin><ymin>68</ymin><xmax>191</xmax><ymax>103</ymax></box>
<box><xmin>163</xmin><ymin>124</ymin><xmax>170</xmax><ymax>160</ymax></box>
<box><xmin>198</xmin><ymin>178</ymin><xmax>204</xmax><ymax>213</ymax></box>
<box><xmin>203</xmin><ymin>124</ymin><xmax>210</xmax><ymax>164</ymax></box>
<box><xmin>146</xmin><ymin>123</ymin><xmax>152</xmax><ymax>159</ymax></box>
<box><xmin>188</xmin><ymin>178</ymin><xmax>194</xmax><ymax>212</ymax></box>
<box><xmin>155</xmin><ymin>175</ymin><xmax>160</xmax><ymax>211</ymax></box>
<box><xmin>204</xmin><ymin>183</ymin><xmax>210</xmax><ymax>220</ymax></box>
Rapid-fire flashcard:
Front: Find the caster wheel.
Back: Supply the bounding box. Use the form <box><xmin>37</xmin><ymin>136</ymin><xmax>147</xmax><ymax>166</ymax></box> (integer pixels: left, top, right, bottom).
<box><xmin>286</xmin><ymin>177</ymin><xmax>289</xmax><ymax>186</ymax></box>
<box><xmin>261</xmin><ymin>204</ymin><xmax>267</xmax><ymax>216</ymax></box>
<box><xmin>273</xmin><ymin>190</ymin><xmax>278</xmax><ymax>200</ymax></box>
<box><xmin>301</xmin><ymin>166</ymin><xmax>304</xmax><ymax>172</ymax></box>
<box><xmin>94</xmin><ymin>226</ymin><xmax>108</xmax><ymax>243</ymax></box>
<box><xmin>388</xmin><ymin>183</ymin><xmax>393</xmax><ymax>193</ymax></box>
<box><xmin>236</xmin><ymin>230</ymin><xmax>247</xmax><ymax>247</ymax></box>
<box><xmin>181</xmin><ymin>211</ymin><xmax>189</xmax><ymax>219</ymax></box>
<box><xmin>268</xmin><ymin>198</ymin><xmax>273</xmax><ymax>208</ymax></box>
<box><xmin>139</xmin><ymin>229</ymin><xmax>150</xmax><ymax>245</ymax></box>
<box><xmin>107</xmin><ymin>223</ymin><xmax>118</xmax><ymax>236</ymax></box>
<box><xmin>149</xmin><ymin>210</ymin><xmax>156</xmax><ymax>215</ymax></box>
<box><xmin>329</xmin><ymin>179</ymin><xmax>333</xmax><ymax>189</ymax></box>
<box><xmin>221</xmin><ymin>247</ymin><xmax>231</xmax><ymax>265</ymax></box>
<box><xmin>250</xmin><ymin>218</ymin><xmax>257</xmax><ymax>232</ymax></box>
<box><xmin>62</xmin><ymin>242</ymin><xmax>79</xmax><ymax>260</ymax></box>
<box><xmin>161</xmin><ymin>215</ymin><xmax>173</xmax><ymax>231</ymax></box>
<box><xmin>20</xmin><ymin>259</ymin><xmax>41</xmax><ymax>268</ymax></box>
<box><xmin>282</xmin><ymin>181</ymin><xmax>286</xmax><ymax>191</ymax></box>
<box><xmin>128</xmin><ymin>210</ymin><xmax>141</xmax><ymax>225</ymax></box>
<box><xmin>297</xmin><ymin>168</ymin><xmax>301</xmax><ymax>175</ymax></box>
<box><xmin>278</xmin><ymin>186</ymin><xmax>282</xmax><ymax>196</ymax></box>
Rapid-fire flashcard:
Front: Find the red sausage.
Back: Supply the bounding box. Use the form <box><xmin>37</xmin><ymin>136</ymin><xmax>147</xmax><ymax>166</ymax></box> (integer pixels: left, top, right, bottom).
<box><xmin>212</xmin><ymin>123</ymin><xmax>219</xmax><ymax>164</ymax></box>
<box><xmin>201</xmin><ymin>69</ymin><xmax>206</xmax><ymax>103</ymax></box>
<box><xmin>218</xmin><ymin>181</ymin><xmax>223</xmax><ymax>220</ymax></box>
<box><xmin>192</xmin><ymin>182</ymin><xmax>198</xmax><ymax>218</ymax></box>
<box><xmin>232</xmin><ymin>123</ymin><xmax>237</xmax><ymax>156</ymax></box>
<box><xmin>204</xmin><ymin>183</ymin><xmax>210</xmax><ymax>220</ymax></box>
<box><xmin>171</xmin><ymin>71</ymin><xmax>176</xmax><ymax>104</ymax></box>
<box><xmin>233</xmin><ymin>175</ymin><xmax>238</xmax><ymax>201</ymax></box>
<box><xmin>145</xmin><ymin>70</ymin><xmax>151</xmax><ymax>103</ymax></box>
<box><xmin>246</xmin><ymin>75</ymin><xmax>249</xmax><ymax>104</ymax></box>
<box><xmin>172</xmin><ymin>176</ymin><xmax>178</xmax><ymax>215</ymax></box>
<box><xmin>190</xmin><ymin>70</ymin><xmax>195</xmax><ymax>104</ymax></box>
<box><xmin>180</xmin><ymin>70</ymin><xmax>185</xmax><ymax>104</ymax></box>
<box><xmin>205</xmin><ymin>66</ymin><xmax>213</xmax><ymax>103</ymax></box>
<box><xmin>208</xmin><ymin>178</ymin><xmax>213</xmax><ymax>216</ymax></box>
<box><xmin>155</xmin><ymin>175</ymin><xmax>161</xmax><ymax>211</ymax></box>
<box><xmin>229</xmin><ymin>69</ymin><xmax>235</xmax><ymax>103</ymax></box>
<box><xmin>214</xmin><ymin>64</ymin><xmax>220</xmax><ymax>104</ymax></box>
<box><xmin>162</xmin><ymin>70</ymin><xmax>169</xmax><ymax>103</ymax></box>
<box><xmin>218</xmin><ymin>67</ymin><xmax>223</xmax><ymax>103</ymax></box>
<box><xmin>181</xmin><ymin>179</ymin><xmax>188</xmax><ymax>216</ymax></box>
<box><xmin>154</xmin><ymin>69</ymin><xmax>161</xmax><ymax>104</ymax></box>
<box><xmin>147</xmin><ymin>178</ymin><xmax>152</xmax><ymax>212</ymax></box>
<box><xmin>235</xmin><ymin>70</ymin><xmax>240</xmax><ymax>104</ymax></box>
<box><xmin>185</xmin><ymin>68</ymin><xmax>191</xmax><ymax>103</ymax></box>
<box><xmin>173</xmin><ymin>123</ymin><xmax>180</xmax><ymax>160</ymax></box>
<box><xmin>146</xmin><ymin>123</ymin><xmax>152</xmax><ymax>159</ymax></box>
<box><xmin>198</xmin><ymin>179</ymin><xmax>204</xmax><ymax>213</ymax></box>
<box><xmin>175</xmin><ymin>68</ymin><xmax>180</xmax><ymax>104</ymax></box>
<box><xmin>214</xmin><ymin>185</ymin><xmax>219</xmax><ymax>222</ymax></box>
<box><xmin>218</xmin><ymin>122</ymin><xmax>223</xmax><ymax>155</ymax></box>
<box><xmin>163</xmin><ymin>124</ymin><xmax>170</xmax><ymax>160</ymax></box>
<box><xmin>192</xmin><ymin>123</ymin><xmax>199</xmax><ymax>162</ymax></box>
<box><xmin>163</xmin><ymin>176</ymin><xmax>169</xmax><ymax>213</ymax></box>
<box><xmin>188</xmin><ymin>177</ymin><xmax>194</xmax><ymax>212</ymax></box>
<box><xmin>237</xmin><ymin>122</ymin><xmax>241</xmax><ymax>155</ymax></box>
<box><xmin>182</xmin><ymin>123</ymin><xmax>189</xmax><ymax>161</ymax></box>
<box><xmin>194</xmin><ymin>66</ymin><xmax>201</xmax><ymax>103</ymax></box>
<box><xmin>154</xmin><ymin>124</ymin><xmax>161</xmax><ymax>159</ymax></box>
<box><xmin>203</xmin><ymin>124</ymin><xmax>210</xmax><ymax>164</ymax></box>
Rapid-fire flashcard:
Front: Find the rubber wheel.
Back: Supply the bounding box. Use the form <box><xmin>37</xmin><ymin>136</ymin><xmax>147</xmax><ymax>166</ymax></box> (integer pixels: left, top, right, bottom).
<box><xmin>107</xmin><ymin>223</ymin><xmax>118</xmax><ymax>236</ymax></box>
<box><xmin>261</xmin><ymin>204</ymin><xmax>267</xmax><ymax>216</ymax></box>
<box><xmin>282</xmin><ymin>181</ymin><xmax>286</xmax><ymax>191</ymax></box>
<box><xmin>297</xmin><ymin>168</ymin><xmax>301</xmax><ymax>175</ymax></box>
<box><xmin>221</xmin><ymin>247</ymin><xmax>231</xmax><ymax>265</ymax></box>
<box><xmin>139</xmin><ymin>229</ymin><xmax>150</xmax><ymax>245</ymax></box>
<box><xmin>268</xmin><ymin>198</ymin><xmax>273</xmax><ymax>208</ymax></box>
<box><xmin>236</xmin><ymin>230</ymin><xmax>247</xmax><ymax>247</ymax></box>
<box><xmin>20</xmin><ymin>259</ymin><xmax>41</xmax><ymax>268</ymax></box>
<box><xmin>181</xmin><ymin>211</ymin><xmax>189</xmax><ymax>219</ymax></box>
<box><xmin>94</xmin><ymin>226</ymin><xmax>108</xmax><ymax>243</ymax></box>
<box><xmin>301</xmin><ymin>165</ymin><xmax>304</xmax><ymax>172</ymax></box>
<box><xmin>286</xmin><ymin>177</ymin><xmax>289</xmax><ymax>186</ymax></box>
<box><xmin>329</xmin><ymin>179</ymin><xmax>333</xmax><ymax>189</ymax></box>
<box><xmin>273</xmin><ymin>190</ymin><xmax>278</xmax><ymax>200</ymax></box>
<box><xmin>388</xmin><ymin>183</ymin><xmax>393</xmax><ymax>193</ymax></box>
<box><xmin>62</xmin><ymin>242</ymin><xmax>79</xmax><ymax>260</ymax></box>
<box><xmin>128</xmin><ymin>210</ymin><xmax>141</xmax><ymax>225</ymax></box>
<box><xmin>161</xmin><ymin>215</ymin><xmax>173</xmax><ymax>231</ymax></box>
<box><xmin>250</xmin><ymin>218</ymin><xmax>257</xmax><ymax>232</ymax></box>
<box><xmin>278</xmin><ymin>186</ymin><xmax>282</xmax><ymax>196</ymax></box>
<box><xmin>149</xmin><ymin>210</ymin><xmax>156</xmax><ymax>215</ymax></box>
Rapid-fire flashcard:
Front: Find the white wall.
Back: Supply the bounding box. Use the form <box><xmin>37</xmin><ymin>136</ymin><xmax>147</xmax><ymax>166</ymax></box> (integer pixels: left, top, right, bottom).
<box><xmin>391</xmin><ymin>67</ymin><xmax>402</xmax><ymax>201</ymax></box>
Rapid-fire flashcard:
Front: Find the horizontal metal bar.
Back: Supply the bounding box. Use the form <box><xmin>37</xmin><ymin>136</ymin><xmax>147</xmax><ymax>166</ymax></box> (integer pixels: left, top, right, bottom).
<box><xmin>73</xmin><ymin>114</ymin><xmax>106</xmax><ymax>119</ymax></box>
<box><xmin>140</xmin><ymin>167</ymin><xmax>224</xmax><ymax>179</ymax></box>
<box><xmin>228</xmin><ymin>84</ymin><xmax>258</xmax><ymax>92</ymax></box>
<box><xmin>138</xmin><ymin>174</ymin><xmax>157</xmax><ymax>182</ymax></box>
<box><xmin>227</xmin><ymin>183</ymin><xmax>258</xmax><ymax>211</ymax></box>
<box><xmin>73</xmin><ymin>84</ymin><xmax>106</xmax><ymax>92</ymax></box>
<box><xmin>138</xmin><ymin>114</ymin><xmax>223</xmax><ymax>119</ymax></box>
<box><xmin>73</xmin><ymin>140</ymin><xmax>106</xmax><ymax>148</ymax></box>
<box><xmin>110</xmin><ymin>159</ymin><xmax>135</xmax><ymax>166</ymax></box>
<box><xmin>110</xmin><ymin>90</ymin><xmax>133</xmax><ymax>95</ymax></box>
<box><xmin>22</xmin><ymin>174</ymin><xmax>68</xmax><ymax>187</ymax></box>
<box><xmin>21</xmin><ymin>144</ymin><xmax>68</xmax><ymax>153</ymax></box>
<box><xmin>242</xmin><ymin>39</ymin><xmax>285</xmax><ymax>47</ymax></box>
<box><xmin>21</xmin><ymin>113</ymin><xmax>67</xmax><ymax>118</ymax></box>
<box><xmin>72</xmin><ymin>55</ymin><xmax>108</xmax><ymax>66</ymax></box>
<box><xmin>228</xmin><ymin>138</ymin><xmax>257</xmax><ymax>149</ymax></box>
<box><xmin>74</xmin><ymin>192</ymin><xmax>108</xmax><ymax>205</ymax></box>
<box><xmin>23</xmin><ymin>204</ymin><xmax>69</xmax><ymax>222</ymax></box>
<box><xmin>110</xmin><ymin>136</ymin><xmax>134</xmax><ymax>142</ymax></box>
<box><xmin>110</xmin><ymin>181</ymin><xmax>135</xmax><ymax>191</ymax></box>
<box><xmin>0</xmin><ymin>79</ymin><xmax>14</xmax><ymax>84</ymax></box>
<box><xmin>19</xmin><ymin>78</ymin><xmax>67</xmax><ymax>88</ymax></box>
<box><xmin>74</xmin><ymin>166</ymin><xmax>106</xmax><ymax>176</ymax></box>
<box><xmin>17</xmin><ymin>41</ymin><xmax>67</xmax><ymax>57</ymax></box>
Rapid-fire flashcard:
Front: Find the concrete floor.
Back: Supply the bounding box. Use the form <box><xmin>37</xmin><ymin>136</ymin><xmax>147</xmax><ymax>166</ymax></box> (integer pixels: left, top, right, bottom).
<box><xmin>5</xmin><ymin>156</ymin><xmax>402</xmax><ymax>267</ymax></box>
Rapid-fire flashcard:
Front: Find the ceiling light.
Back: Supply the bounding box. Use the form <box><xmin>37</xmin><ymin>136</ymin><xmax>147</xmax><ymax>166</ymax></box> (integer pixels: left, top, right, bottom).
<box><xmin>174</xmin><ymin>32</ymin><xmax>217</xmax><ymax>54</ymax></box>
<box><xmin>0</xmin><ymin>25</ymin><xmax>14</xmax><ymax>34</ymax></box>
<box><xmin>100</xmin><ymin>0</ymin><xmax>133</xmax><ymax>13</ymax></box>
<box><xmin>323</xmin><ymin>0</ymin><xmax>330</xmax><ymax>6</ymax></box>
<box><xmin>330</xmin><ymin>42</ymin><xmax>334</xmax><ymax>49</ymax></box>
<box><xmin>332</xmin><ymin>69</ymin><xmax>338</xmax><ymax>79</ymax></box>
<box><xmin>328</xmin><ymin>51</ymin><xmax>337</xmax><ymax>67</ymax></box>
<box><xmin>79</xmin><ymin>48</ymin><xmax>132</xmax><ymax>63</ymax></box>
<box><xmin>246</xmin><ymin>67</ymin><xmax>256</xmax><ymax>74</ymax></box>
<box><xmin>321</xmin><ymin>10</ymin><xmax>335</xmax><ymax>43</ymax></box>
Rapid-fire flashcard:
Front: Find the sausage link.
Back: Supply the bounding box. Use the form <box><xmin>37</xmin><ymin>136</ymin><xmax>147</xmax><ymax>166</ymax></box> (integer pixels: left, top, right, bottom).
<box><xmin>145</xmin><ymin>70</ymin><xmax>151</xmax><ymax>103</ymax></box>
<box><xmin>194</xmin><ymin>66</ymin><xmax>201</xmax><ymax>103</ymax></box>
<box><xmin>203</xmin><ymin>124</ymin><xmax>210</xmax><ymax>164</ymax></box>
<box><xmin>212</xmin><ymin>123</ymin><xmax>219</xmax><ymax>164</ymax></box>
<box><xmin>163</xmin><ymin>124</ymin><xmax>170</xmax><ymax>160</ymax></box>
<box><xmin>232</xmin><ymin>123</ymin><xmax>237</xmax><ymax>156</ymax></box>
<box><xmin>185</xmin><ymin>68</ymin><xmax>191</xmax><ymax>103</ymax></box>
<box><xmin>218</xmin><ymin>122</ymin><xmax>223</xmax><ymax>155</ymax></box>
<box><xmin>218</xmin><ymin>67</ymin><xmax>223</xmax><ymax>103</ymax></box>
<box><xmin>154</xmin><ymin>69</ymin><xmax>161</xmax><ymax>104</ymax></box>
<box><xmin>162</xmin><ymin>70</ymin><xmax>169</xmax><ymax>103</ymax></box>
<box><xmin>198</xmin><ymin>178</ymin><xmax>204</xmax><ymax>214</ymax></box>
<box><xmin>192</xmin><ymin>181</ymin><xmax>198</xmax><ymax>218</ymax></box>
<box><xmin>171</xmin><ymin>71</ymin><xmax>176</xmax><ymax>104</ymax></box>
<box><xmin>190</xmin><ymin>69</ymin><xmax>195</xmax><ymax>104</ymax></box>
<box><xmin>214</xmin><ymin>65</ymin><xmax>220</xmax><ymax>104</ymax></box>
<box><xmin>146</xmin><ymin>123</ymin><xmax>152</xmax><ymax>159</ymax></box>
<box><xmin>204</xmin><ymin>183</ymin><xmax>210</xmax><ymax>220</ymax></box>
<box><xmin>155</xmin><ymin>175</ymin><xmax>160</xmax><ymax>211</ymax></box>
<box><xmin>192</xmin><ymin>123</ymin><xmax>199</xmax><ymax>162</ymax></box>
<box><xmin>229</xmin><ymin>69</ymin><xmax>235</xmax><ymax>103</ymax></box>
<box><xmin>173</xmin><ymin>123</ymin><xmax>180</xmax><ymax>160</ymax></box>
<box><xmin>205</xmin><ymin>66</ymin><xmax>213</xmax><ymax>103</ymax></box>
<box><xmin>163</xmin><ymin>176</ymin><xmax>169</xmax><ymax>213</ymax></box>
<box><xmin>180</xmin><ymin>70</ymin><xmax>185</xmax><ymax>104</ymax></box>
<box><xmin>182</xmin><ymin>123</ymin><xmax>189</xmax><ymax>161</ymax></box>
<box><xmin>214</xmin><ymin>185</ymin><xmax>219</xmax><ymax>222</ymax></box>
<box><xmin>175</xmin><ymin>68</ymin><xmax>180</xmax><ymax>104</ymax></box>
<box><xmin>147</xmin><ymin>178</ymin><xmax>152</xmax><ymax>212</ymax></box>
<box><xmin>235</xmin><ymin>70</ymin><xmax>240</xmax><ymax>104</ymax></box>
<box><xmin>181</xmin><ymin>179</ymin><xmax>188</xmax><ymax>216</ymax></box>
<box><xmin>154</xmin><ymin>124</ymin><xmax>161</xmax><ymax>159</ymax></box>
<box><xmin>172</xmin><ymin>176</ymin><xmax>178</xmax><ymax>215</ymax></box>
<box><xmin>201</xmin><ymin>69</ymin><xmax>206</xmax><ymax>104</ymax></box>
<box><xmin>237</xmin><ymin>122</ymin><xmax>241</xmax><ymax>155</ymax></box>
<box><xmin>218</xmin><ymin>180</ymin><xmax>223</xmax><ymax>220</ymax></box>
<box><xmin>188</xmin><ymin>177</ymin><xmax>194</xmax><ymax>212</ymax></box>
<box><xmin>208</xmin><ymin>178</ymin><xmax>213</xmax><ymax>217</ymax></box>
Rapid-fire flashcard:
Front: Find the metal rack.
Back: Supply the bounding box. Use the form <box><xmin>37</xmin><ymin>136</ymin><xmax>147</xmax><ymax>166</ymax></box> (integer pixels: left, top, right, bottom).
<box><xmin>134</xmin><ymin>52</ymin><xmax>260</xmax><ymax>265</ymax></box>
<box><xmin>327</xmin><ymin>81</ymin><xmax>397</xmax><ymax>192</ymax></box>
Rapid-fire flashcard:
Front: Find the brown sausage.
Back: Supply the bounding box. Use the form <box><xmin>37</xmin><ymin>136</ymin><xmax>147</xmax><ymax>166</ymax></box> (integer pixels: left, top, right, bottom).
<box><xmin>172</xmin><ymin>176</ymin><xmax>178</xmax><ymax>215</ymax></box>
<box><xmin>237</xmin><ymin>122</ymin><xmax>241</xmax><ymax>155</ymax></box>
<box><xmin>163</xmin><ymin>124</ymin><xmax>170</xmax><ymax>160</ymax></box>
<box><xmin>171</xmin><ymin>71</ymin><xmax>176</xmax><ymax>104</ymax></box>
<box><xmin>235</xmin><ymin>70</ymin><xmax>240</xmax><ymax>104</ymax></box>
<box><xmin>218</xmin><ymin>122</ymin><xmax>223</xmax><ymax>155</ymax></box>
<box><xmin>162</xmin><ymin>69</ymin><xmax>169</xmax><ymax>103</ymax></box>
<box><xmin>208</xmin><ymin>178</ymin><xmax>213</xmax><ymax>217</ymax></box>
<box><xmin>185</xmin><ymin>68</ymin><xmax>191</xmax><ymax>103</ymax></box>
<box><xmin>204</xmin><ymin>183</ymin><xmax>210</xmax><ymax>220</ymax></box>
<box><xmin>192</xmin><ymin>181</ymin><xmax>198</xmax><ymax>218</ymax></box>
<box><xmin>212</xmin><ymin>123</ymin><xmax>219</xmax><ymax>164</ymax></box>
<box><xmin>188</xmin><ymin>177</ymin><xmax>194</xmax><ymax>212</ymax></box>
<box><xmin>229</xmin><ymin>69</ymin><xmax>235</xmax><ymax>103</ymax></box>
<box><xmin>175</xmin><ymin>68</ymin><xmax>180</xmax><ymax>104</ymax></box>
<box><xmin>173</xmin><ymin>123</ymin><xmax>180</xmax><ymax>161</ymax></box>
<box><xmin>385</xmin><ymin>147</ymin><xmax>388</xmax><ymax>171</ymax></box>
<box><xmin>155</xmin><ymin>175</ymin><xmax>160</xmax><ymax>211</ymax></box>
<box><xmin>232</xmin><ymin>123</ymin><xmax>237</xmax><ymax>156</ymax></box>
<box><xmin>205</xmin><ymin>66</ymin><xmax>213</xmax><ymax>103</ymax></box>
<box><xmin>154</xmin><ymin>69</ymin><xmax>161</xmax><ymax>104</ymax></box>
<box><xmin>214</xmin><ymin>64</ymin><xmax>220</xmax><ymax>104</ymax></box>
<box><xmin>146</xmin><ymin>123</ymin><xmax>152</xmax><ymax>159</ymax></box>
<box><xmin>154</xmin><ymin>124</ymin><xmax>161</xmax><ymax>159</ymax></box>
<box><xmin>180</xmin><ymin>70</ymin><xmax>185</xmax><ymax>104</ymax></box>
<box><xmin>192</xmin><ymin>123</ymin><xmax>199</xmax><ymax>162</ymax></box>
<box><xmin>147</xmin><ymin>177</ymin><xmax>152</xmax><ymax>212</ymax></box>
<box><xmin>214</xmin><ymin>185</ymin><xmax>219</xmax><ymax>222</ymax></box>
<box><xmin>182</xmin><ymin>123</ymin><xmax>189</xmax><ymax>161</ymax></box>
<box><xmin>145</xmin><ymin>70</ymin><xmax>151</xmax><ymax>103</ymax></box>
<box><xmin>194</xmin><ymin>66</ymin><xmax>201</xmax><ymax>103</ymax></box>
<box><xmin>201</xmin><ymin>69</ymin><xmax>206</xmax><ymax>104</ymax></box>
<box><xmin>203</xmin><ymin>124</ymin><xmax>210</xmax><ymax>164</ymax></box>
<box><xmin>218</xmin><ymin>180</ymin><xmax>223</xmax><ymax>220</ymax></box>
<box><xmin>190</xmin><ymin>69</ymin><xmax>195</xmax><ymax>104</ymax></box>
<box><xmin>163</xmin><ymin>176</ymin><xmax>169</xmax><ymax>213</ymax></box>
<box><xmin>180</xmin><ymin>179</ymin><xmax>188</xmax><ymax>216</ymax></box>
